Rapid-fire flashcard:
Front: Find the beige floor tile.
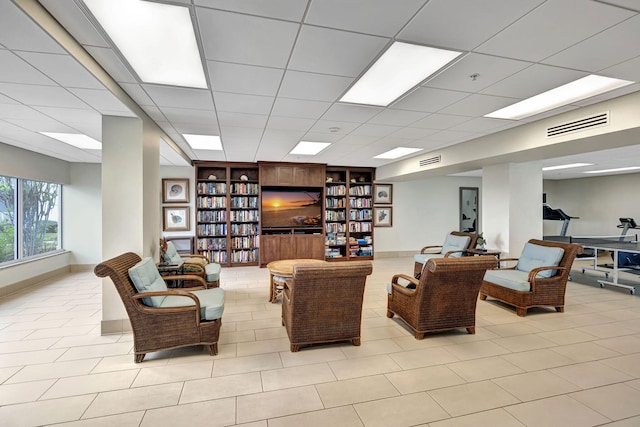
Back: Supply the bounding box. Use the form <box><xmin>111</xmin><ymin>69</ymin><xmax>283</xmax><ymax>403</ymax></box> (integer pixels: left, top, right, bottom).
<box><xmin>429</xmin><ymin>408</ymin><xmax>525</xmax><ymax>427</ymax></box>
<box><xmin>361</xmin><ymin>325</ymin><xmax>407</xmax><ymax>341</ymax></box>
<box><xmin>389</xmin><ymin>346</ymin><xmax>458</xmax><ymax>370</ymax></box>
<box><xmin>601</xmin><ymin>354</ymin><xmax>640</xmax><ymax>377</ymax></box>
<box><xmin>550</xmin><ymin>341</ymin><xmax>622</xmax><ymax>362</ymax></box>
<box><xmin>329</xmin><ymin>354</ymin><xmax>402</xmax><ymax>380</ymax></box>
<box><xmin>526</xmin><ymin>317</ymin><xmax>580</xmax><ymax>331</ymax></box>
<box><xmin>140</xmin><ymin>397</ymin><xmax>236</xmax><ymax>427</ymax></box>
<box><xmin>50</xmin><ymin>334</ymin><xmax>122</xmax><ymax>348</ymax></box>
<box><xmin>45</xmin><ymin>411</ymin><xmax>145</xmax><ymax>427</ymax></box>
<box><xmin>90</xmin><ymin>354</ymin><xmax>169</xmax><ymax>373</ymax></box>
<box><xmin>212</xmin><ymin>352</ymin><xmax>282</xmax><ymax>377</ymax></box>
<box><xmin>279</xmin><ymin>347</ymin><xmax>346</xmax><ymax>368</ymax></box>
<box><xmin>255</xmin><ymin>327</ymin><xmax>288</xmax><ymax>340</ymax></box>
<box><xmin>492</xmin><ymin>333</ymin><xmax>556</xmax><ymax>352</ymax></box>
<box><xmin>595</xmin><ymin>335</ymin><xmax>640</xmax><ymax>354</ymax></box>
<box><xmin>237</xmin><ymin>337</ymin><xmax>290</xmax><ymax>356</ymax></box>
<box><xmin>576</xmin><ymin>323</ymin><xmax>637</xmax><ymax>339</ymax></box>
<box><xmin>83</xmin><ymin>383</ymin><xmax>183</xmax><ymax>418</ymax></box>
<box><xmin>180</xmin><ymin>372</ymin><xmax>262</xmax><ymax>404</ymax></box>
<box><xmin>131</xmin><ymin>360</ymin><xmax>212</xmax><ymax>387</ymax></box>
<box><xmin>354</xmin><ymin>392</ymin><xmax>450</xmax><ymax>427</ymax></box>
<box><xmin>484</xmin><ymin>322</ymin><xmax>544</xmax><ymax>337</ymax></box>
<box><xmin>505</xmin><ymin>395</ymin><xmax>610</xmax><ymax>426</ymax></box>
<box><xmin>600</xmin><ymin>416</ymin><xmax>640</xmax><ymax>426</ymax></box>
<box><xmin>217</xmin><ymin>329</ymin><xmax>256</xmax><ymax>344</ymax></box>
<box><xmin>41</xmin><ymin>370</ymin><xmax>138</xmax><ymax>399</ymax></box>
<box><xmin>551</xmin><ymin>360</ymin><xmax>632</xmax><ymax>389</ymax></box>
<box><xmin>536</xmin><ymin>328</ymin><xmax>599</xmax><ymax>345</ymax></box>
<box><xmin>56</xmin><ymin>342</ymin><xmax>134</xmax><ymax>361</ymax></box>
<box><xmin>262</xmin><ymin>362</ymin><xmax>335</xmax><ymax>391</ymax></box>
<box><xmin>391</xmin><ymin>334</ymin><xmax>454</xmax><ymax>351</ymax></box>
<box><xmin>0</xmin><ymin>348</ymin><xmax>67</xmax><ymax>368</ymax></box>
<box><xmin>0</xmin><ymin>338</ymin><xmax>59</xmax><ymax>354</ymax></box>
<box><xmin>0</xmin><ymin>394</ymin><xmax>95</xmax><ymax>427</ymax></box>
<box><xmin>5</xmin><ymin>358</ymin><xmax>100</xmax><ymax>383</ymax></box>
<box><xmin>442</xmin><ymin>339</ymin><xmax>511</xmax><ymax>360</ymax></box>
<box><xmin>24</xmin><ymin>325</ymin><xmax>96</xmax><ymax>339</ymax></box>
<box><xmin>235</xmin><ymin>317</ymin><xmax>283</xmax><ymax>331</ymax></box>
<box><xmin>570</xmin><ymin>383</ymin><xmax>640</xmax><ymax>421</ymax></box>
<box><xmin>447</xmin><ymin>356</ymin><xmax>524</xmax><ymax>382</ymax></box>
<box><xmin>0</xmin><ymin>379</ymin><xmax>56</xmax><ymax>404</ymax></box>
<box><xmin>340</xmin><ymin>338</ymin><xmax>403</xmax><ymax>358</ymax></box>
<box><xmin>428</xmin><ymin>380</ymin><xmax>519</xmax><ymax>417</ymax></box>
<box><xmin>501</xmin><ymin>348</ymin><xmax>575</xmax><ymax>371</ymax></box>
<box><xmin>236</xmin><ymin>385</ymin><xmax>323</xmax><ymax>424</ymax></box>
<box><xmin>316</xmin><ymin>374</ymin><xmax>399</xmax><ymax>407</ymax></box>
<box><xmin>268</xmin><ymin>406</ymin><xmax>364</xmax><ymax>427</ymax></box>
<box><xmin>493</xmin><ymin>370</ymin><xmax>580</xmax><ymax>401</ymax></box>
<box><xmin>385</xmin><ymin>365</ymin><xmax>465</xmax><ymax>394</ymax></box>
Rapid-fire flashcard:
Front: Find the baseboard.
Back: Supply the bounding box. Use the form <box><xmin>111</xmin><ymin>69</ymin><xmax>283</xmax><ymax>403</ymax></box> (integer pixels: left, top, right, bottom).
<box><xmin>101</xmin><ymin>319</ymin><xmax>133</xmax><ymax>335</ymax></box>
<box><xmin>374</xmin><ymin>250</ymin><xmax>415</xmax><ymax>258</ymax></box>
<box><xmin>0</xmin><ymin>265</ymin><xmax>71</xmax><ymax>298</ymax></box>
<box><xmin>70</xmin><ymin>264</ymin><xmax>96</xmax><ymax>273</ymax></box>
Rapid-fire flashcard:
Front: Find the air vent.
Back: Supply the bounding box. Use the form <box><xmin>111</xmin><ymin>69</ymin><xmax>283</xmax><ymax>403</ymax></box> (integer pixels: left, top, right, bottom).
<box><xmin>419</xmin><ymin>155</ymin><xmax>441</xmax><ymax>167</ymax></box>
<box><xmin>547</xmin><ymin>112</ymin><xmax>609</xmax><ymax>138</ymax></box>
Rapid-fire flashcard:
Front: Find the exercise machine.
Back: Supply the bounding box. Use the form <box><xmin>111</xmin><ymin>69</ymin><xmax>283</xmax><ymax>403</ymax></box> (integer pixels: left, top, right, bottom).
<box><xmin>543</xmin><ymin>204</ymin><xmax>579</xmax><ymax>237</ymax></box>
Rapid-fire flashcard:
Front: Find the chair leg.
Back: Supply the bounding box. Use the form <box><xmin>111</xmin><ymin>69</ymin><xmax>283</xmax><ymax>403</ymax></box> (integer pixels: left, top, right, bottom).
<box><xmin>134</xmin><ymin>353</ymin><xmax>146</xmax><ymax>363</ymax></box>
<box><xmin>386</xmin><ymin>310</ymin><xmax>394</xmax><ymax>318</ymax></box>
<box><xmin>516</xmin><ymin>307</ymin><xmax>527</xmax><ymax>317</ymax></box>
<box><xmin>414</xmin><ymin>332</ymin><xmax>425</xmax><ymax>340</ymax></box>
<box><xmin>466</xmin><ymin>327</ymin><xmax>475</xmax><ymax>334</ymax></box>
<box><xmin>351</xmin><ymin>338</ymin><xmax>361</xmax><ymax>346</ymax></box>
<box><xmin>207</xmin><ymin>343</ymin><xmax>218</xmax><ymax>356</ymax></box>
<box><xmin>479</xmin><ymin>293</ymin><xmax>487</xmax><ymax>300</ymax></box>
<box><xmin>555</xmin><ymin>306</ymin><xmax>564</xmax><ymax>313</ymax></box>
<box><xmin>290</xmin><ymin>344</ymin><xmax>300</xmax><ymax>352</ymax></box>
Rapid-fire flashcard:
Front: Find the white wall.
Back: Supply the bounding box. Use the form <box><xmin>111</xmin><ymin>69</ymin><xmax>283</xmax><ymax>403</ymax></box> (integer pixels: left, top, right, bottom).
<box><xmin>374</xmin><ymin>176</ymin><xmax>482</xmax><ymax>254</ymax></box>
<box><xmin>543</xmin><ymin>172</ymin><xmax>640</xmax><ymax>237</ymax></box>
<box><xmin>160</xmin><ymin>165</ymin><xmax>195</xmax><ymax>240</ymax></box>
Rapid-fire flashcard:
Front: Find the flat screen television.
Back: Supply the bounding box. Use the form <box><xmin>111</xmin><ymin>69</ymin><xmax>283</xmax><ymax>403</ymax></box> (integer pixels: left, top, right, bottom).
<box><xmin>261</xmin><ymin>188</ymin><xmax>322</xmax><ymax>229</ymax></box>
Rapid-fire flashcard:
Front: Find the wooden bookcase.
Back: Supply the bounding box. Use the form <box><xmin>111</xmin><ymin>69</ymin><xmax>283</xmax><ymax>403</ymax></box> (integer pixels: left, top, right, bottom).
<box><xmin>194</xmin><ymin>161</ymin><xmax>259</xmax><ymax>266</ymax></box>
<box><xmin>325</xmin><ymin>166</ymin><xmax>374</xmax><ymax>261</ymax></box>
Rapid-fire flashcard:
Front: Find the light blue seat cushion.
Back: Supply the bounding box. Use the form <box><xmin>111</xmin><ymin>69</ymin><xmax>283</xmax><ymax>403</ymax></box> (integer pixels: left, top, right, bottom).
<box><xmin>516</xmin><ymin>243</ymin><xmax>564</xmax><ymax>278</ymax></box>
<box><xmin>386</xmin><ymin>277</ymin><xmax>415</xmax><ymax>294</ymax></box>
<box><xmin>413</xmin><ymin>252</ymin><xmax>441</xmax><ymax>265</ymax></box>
<box><xmin>484</xmin><ymin>269</ymin><xmax>531</xmax><ymax>292</ymax></box>
<box><xmin>414</xmin><ymin>234</ymin><xmax>470</xmax><ymax>265</ymax></box>
<box><xmin>163</xmin><ymin>242</ymin><xmax>183</xmax><ymax>264</ymax></box>
<box><xmin>159</xmin><ymin>288</ymin><xmax>225</xmax><ymax>320</ymax></box>
<box><xmin>205</xmin><ymin>262</ymin><xmax>221</xmax><ymax>282</ymax></box>
<box><xmin>128</xmin><ymin>257</ymin><xmax>168</xmax><ymax>307</ymax></box>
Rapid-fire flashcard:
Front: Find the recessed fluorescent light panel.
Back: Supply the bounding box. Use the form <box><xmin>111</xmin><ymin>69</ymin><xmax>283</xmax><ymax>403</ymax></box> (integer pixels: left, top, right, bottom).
<box><xmin>183</xmin><ymin>134</ymin><xmax>222</xmax><ymax>150</ymax></box>
<box><xmin>542</xmin><ymin>163</ymin><xmax>594</xmax><ymax>171</ymax></box>
<box><xmin>374</xmin><ymin>147</ymin><xmax>423</xmax><ymax>159</ymax></box>
<box><xmin>340</xmin><ymin>42</ymin><xmax>462</xmax><ymax>106</ymax></box>
<box><xmin>41</xmin><ymin>132</ymin><xmax>101</xmax><ymax>149</ymax></box>
<box><xmin>290</xmin><ymin>141</ymin><xmax>330</xmax><ymax>155</ymax></box>
<box><xmin>485</xmin><ymin>75</ymin><xmax>633</xmax><ymax>120</ymax></box>
<box><xmin>83</xmin><ymin>0</ymin><xmax>207</xmax><ymax>88</ymax></box>
<box><xmin>584</xmin><ymin>166</ymin><xmax>640</xmax><ymax>174</ymax></box>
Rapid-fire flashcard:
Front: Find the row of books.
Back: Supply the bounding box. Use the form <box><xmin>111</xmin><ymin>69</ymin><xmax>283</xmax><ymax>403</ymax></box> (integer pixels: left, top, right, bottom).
<box><xmin>349</xmin><ymin>245</ymin><xmax>373</xmax><ymax>257</ymax></box>
<box><xmin>230</xmin><ymin>196</ymin><xmax>259</xmax><ymax>208</ymax></box>
<box><xmin>230</xmin><ymin>235</ymin><xmax>259</xmax><ymax>249</ymax></box>
<box><xmin>325</xmin><ymin>233</ymin><xmax>347</xmax><ymax>246</ymax></box>
<box><xmin>230</xmin><ymin>210</ymin><xmax>259</xmax><ymax>222</ymax></box>
<box><xmin>326</xmin><ymin>222</ymin><xmax>347</xmax><ymax>233</ymax></box>
<box><xmin>349</xmin><ymin>209</ymin><xmax>372</xmax><ymax>221</ymax></box>
<box><xmin>231</xmin><ymin>183</ymin><xmax>259</xmax><ymax>194</ymax></box>
<box><xmin>348</xmin><ymin>185</ymin><xmax>372</xmax><ymax>196</ymax></box>
<box><xmin>197</xmin><ymin>210</ymin><xmax>227</xmax><ymax>223</ymax></box>
<box><xmin>231</xmin><ymin>223</ymin><xmax>258</xmax><ymax>235</ymax></box>
<box><xmin>197</xmin><ymin>223</ymin><xmax>227</xmax><ymax>236</ymax></box>
<box><xmin>196</xmin><ymin>237</ymin><xmax>227</xmax><ymax>250</ymax></box>
<box><xmin>325</xmin><ymin>210</ymin><xmax>346</xmax><ymax>221</ymax></box>
<box><xmin>325</xmin><ymin>198</ymin><xmax>346</xmax><ymax>208</ymax></box>
<box><xmin>349</xmin><ymin>222</ymin><xmax>372</xmax><ymax>232</ymax></box>
<box><xmin>197</xmin><ymin>182</ymin><xmax>227</xmax><ymax>195</ymax></box>
<box><xmin>197</xmin><ymin>196</ymin><xmax>227</xmax><ymax>208</ymax></box>
<box><xmin>200</xmin><ymin>250</ymin><xmax>227</xmax><ymax>264</ymax></box>
<box><xmin>325</xmin><ymin>247</ymin><xmax>344</xmax><ymax>258</ymax></box>
<box><xmin>230</xmin><ymin>249</ymin><xmax>259</xmax><ymax>263</ymax></box>
<box><xmin>326</xmin><ymin>185</ymin><xmax>347</xmax><ymax>196</ymax></box>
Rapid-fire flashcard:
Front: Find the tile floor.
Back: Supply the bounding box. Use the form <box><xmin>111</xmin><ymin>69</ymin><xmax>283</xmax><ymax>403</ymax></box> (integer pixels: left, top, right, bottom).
<box><xmin>1</xmin><ymin>256</ymin><xmax>640</xmax><ymax>426</ymax></box>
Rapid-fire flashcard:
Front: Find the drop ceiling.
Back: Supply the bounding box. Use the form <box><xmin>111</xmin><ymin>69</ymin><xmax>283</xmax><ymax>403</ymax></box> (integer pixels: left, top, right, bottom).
<box><xmin>0</xmin><ymin>0</ymin><xmax>639</xmax><ymax>180</ymax></box>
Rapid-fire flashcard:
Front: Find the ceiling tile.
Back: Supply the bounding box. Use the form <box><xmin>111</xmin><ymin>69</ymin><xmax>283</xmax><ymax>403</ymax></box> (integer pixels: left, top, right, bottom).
<box><xmin>159</xmin><ymin>106</ymin><xmax>216</xmax><ymax>125</ymax></box>
<box><xmin>321</xmin><ymin>103</ymin><xmax>383</xmax><ymax>122</ymax></box>
<box><xmin>399</xmin><ymin>0</ymin><xmax>545</xmax><ymax>51</ymax></box>
<box><xmin>39</xmin><ymin>0</ymin><xmax>110</xmax><ymax>47</ymax></box>
<box><xmin>367</xmin><ymin>109</ymin><xmax>428</xmax><ymax>126</ymax></box>
<box><xmin>449</xmin><ymin>117</ymin><xmax>511</xmax><ymax>133</ymax></box>
<box><xmin>308</xmin><ymin>120</ymin><xmax>361</xmax><ymax>135</ymax></box>
<box><xmin>67</xmin><ymin>88</ymin><xmax>131</xmax><ymax>114</ymax></box>
<box><xmin>171</xmin><ymin>121</ymin><xmax>220</xmax><ymax>135</ymax></box>
<box><xmin>0</xmin><ymin>2</ymin><xmax>65</xmax><ymax>53</ymax></box>
<box><xmin>217</xmin><ymin>112</ymin><xmax>269</xmax><ymax>129</ymax></box>
<box><xmin>390</xmin><ymin>127</ymin><xmax>439</xmax><ymax>139</ymax></box>
<box><xmin>278</xmin><ymin>70</ymin><xmax>354</xmax><ymax>102</ymax></box>
<box><xmin>143</xmin><ymin>85</ymin><xmax>214</xmax><ymax>109</ymax></box>
<box><xmin>271</xmin><ymin>98</ymin><xmax>331</xmax><ymax>119</ymax></box>
<box><xmin>0</xmin><ymin>104</ymin><xmax>53</xmax><ymax>121</ymax></box>
<box><xmin>393</xmin><ymin>87</ymin><xmax>469</xmax><ymax>113</ymax></box>
<box><xmin>32</xmin><ymin>106</ymin><xmax>102</xmax><ymax>128</ymax></box>
<box><xmin>266</xmin><ymin>116</ymin><xmax>316</xmax><ymax>131</ymax></box>
<box><xmin>438</xmin><ymin>93</ymin><xmax>517</xmax><ymax>117</ymax></box>
<box><xmin>208</xmin><ymin>61</ymin><xmax>284</xmax><ymax>97</ymax></box>
<box><xmin>6</xmin><ymin>117</ymin><xmax>76</xmax><ymax>133</ymax></box>
<box><xmin>288</xmin><ymin>25</ymin><xmax>389</xmax><ymax>77</ymax></box>
<box><xmin>476</xmin><ymin>0</ymin><xmax>635</xmax><ymax>62</ymax></box>
<box><xmin>197</xmin><ymin>8</ymin><xmax>299</xmax><ymax>68</ymax></box>
<box><xmin>17</xmin><ymin>52</ymin><xmax>105</xmax><ymax>89</ymax></box>
<box><xmin>0</xmin><ymin>83</ymin><xmax>88</xmax><ymax>109</ymax></box>
<box><xmin>305</xmin><ymin>0</ymin><xmax>426</xmax><ymax>37</ymax></box>
<box><xmin>0</xmin><ymin>50</ymin><xmax>56</xmax><ymax>86</ymax></box>
<box><xmin>411</xmin><ymin>113</ymin><xmax>473</xmax><ymax>130</ymax></box>
<box><xmin>213</xmin><ymin>92</ymin><xmax>274</xmax><ymax>115</ymax></box>
<box><xmin>350</xmin><ymin>123</ymin><xmax>400</xmax><ymax>137</ymax></box>
<box><xmin>542</xmin><ymin>15</ymin><xmax>640</xmax><ymax>72</ymax></box>
<box><xmin>480</xmin><ymin>64</ymin><xmax>586</xmax><ymax>99</ymax></box>
<box><xmin>119</xmin><ymin>83</ymin><xmax>155</xmax><ymax>106</ymax></box>
<box><xmin>601</xmin><ymin>56</ymin><xmax>640</xmax><ymax>82</ymax></box>
<box><xmin>84</xmin><ymin>46</ymin><xmax>138</xmax><ymax>84</ymax></box>
<box><xmin>194</xmin><ymin>0</ymin><xmax>308</xmax><ymax>21</ymax></box>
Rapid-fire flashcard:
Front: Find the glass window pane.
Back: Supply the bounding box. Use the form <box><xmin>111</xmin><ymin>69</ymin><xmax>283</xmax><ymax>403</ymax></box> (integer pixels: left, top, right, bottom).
<box><xmin>0</xmin><ymin>176</ymin><xmax>17</xmax><ymax>263</ymax></box>
<box><xmin>22</xmin><ymin>179</ymin><xmax>61</xmax><ymax>257</ymax></box>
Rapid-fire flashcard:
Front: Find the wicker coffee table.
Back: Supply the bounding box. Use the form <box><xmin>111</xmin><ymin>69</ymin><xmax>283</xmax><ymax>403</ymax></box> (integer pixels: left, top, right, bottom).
<box><xmin>267</xmin><ymin>259</ymin><xmax>326</xmax><ymax>302</ymax></box>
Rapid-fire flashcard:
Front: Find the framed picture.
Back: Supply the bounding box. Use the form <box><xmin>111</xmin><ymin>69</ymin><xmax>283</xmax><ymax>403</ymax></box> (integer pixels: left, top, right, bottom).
<box><xmin>373</xmin><ymin>183</ymin><xmax>393</xmax><ymax>204</ymax></box>
<box><xmin>162</xmin><ymin>178</ymin><xmax>189</xmax><ymax>203</ymax></box>
<box><xmin>373</xmin><ymin>206</ymin><xmax>393</xmax><ymax>227</ymax></box>
<box><xmin>163</xmin><ymin>206</ymin><xmax>190</xmax><ymax>231</ymax></box>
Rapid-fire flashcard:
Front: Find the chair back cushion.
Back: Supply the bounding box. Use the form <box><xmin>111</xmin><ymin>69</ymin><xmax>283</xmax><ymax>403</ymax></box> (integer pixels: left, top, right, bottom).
<box><xmin>516</xmin><ymin>243</ymin><xmax>564</xmax><ymax>278</ymax></box>
<box><xmin>440</xmin><ymin>234</ymin><xmax>471</xmax><ymax>257</ymax></box>
<box><xmin>163</xmin><ymin>242</ymin><xmax>183</xmax><ymax>264</ymax></box>
<box><xmin>128</xmin><ymin>257</ymin><xmax>168</xmax><ymax>306</ymax></box>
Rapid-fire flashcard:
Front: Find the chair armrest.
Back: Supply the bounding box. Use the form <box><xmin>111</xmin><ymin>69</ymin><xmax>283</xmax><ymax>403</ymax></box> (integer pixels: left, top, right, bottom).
<box><xmin>496</xmin><ymin>257</ymin><xmax>519</xmax><ymax>269</ymax></box>
<box><xmin>420</xmin><ymin>245</ymin><xmax>442</xmax><ymax>254</ymax></box>
<box><xmin>444</xmin><ymin>250</ymin><xmax>466</xmax><ymax>257</ymax></box>
<box><xmin>182</xmin><ymin>253</ymin><xmax>208</xmax><ymax>261</ymax></box>
<box><xmin>162</xmin><ymin>274</ymin><xmax>208</xmax><ymax>287</ymax></box>
<box><xmin>528</xmin><ymin>266</ymin><xmax>567</xmax><ymax>292</ymax></box>
<box><xmin>132</xmin><ymin>289</ymin><xmax>201</xmax><ymax>312</ymax></box>
<box><xmin>391</xmin><ymin>274</ymin><xmax>419</xmax><ymax>295</ymax></box>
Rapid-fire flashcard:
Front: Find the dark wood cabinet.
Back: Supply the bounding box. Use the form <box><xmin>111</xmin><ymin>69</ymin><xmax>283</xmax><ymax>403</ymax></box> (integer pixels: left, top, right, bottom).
<box><xmin>259</xmin><ymin>162</ymin><xmax>325</xmax><ymax>187</ymax></box>
<box><xmin>260</xmin><ymin>233</ymin><xmax>324</xmax><ymax>266</ymax></box>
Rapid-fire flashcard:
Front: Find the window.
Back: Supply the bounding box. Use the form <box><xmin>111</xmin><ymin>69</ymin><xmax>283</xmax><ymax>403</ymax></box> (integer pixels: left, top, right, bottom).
<box><xmin>0</xmin><ymin>175</ymin><xmax>62</xmax><ymax>264</ymax></box>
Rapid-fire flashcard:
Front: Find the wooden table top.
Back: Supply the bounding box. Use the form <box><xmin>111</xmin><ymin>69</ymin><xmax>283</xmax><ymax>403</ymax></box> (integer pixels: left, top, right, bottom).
<box><xmin>267</xmin><ymin>259</ymin><xmax>327</xmax><ymax>276</ymax></box>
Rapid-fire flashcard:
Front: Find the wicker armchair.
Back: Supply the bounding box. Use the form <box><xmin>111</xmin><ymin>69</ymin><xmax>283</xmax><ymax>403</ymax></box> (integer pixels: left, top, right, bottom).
<box><xmin>479</xmin><ymin>239</ymin><xmax>582</xmax><ymax>316</ymax></box>
<box><xmin>282</xmin><ymin>262</ymin><xmax>373</xmax><ymax>352</ymax></box>
<box><xmin>94</xmin><ymin>252</ymin><xmax>223</xmax><ymax>362</ymax></box>
<box><xmin>413</xmin><ymin>231</ymin><xmax>479</xmax><ymax>276</ymax></box>
<box><xmin>388</xmin><ymin>256</ymin><xmax>498</xmax><ymax>339</ymax></box>
<box><xmin>160</xmin><ymin>239</ymin><xmax>221</xmax><ymax>288</ymax></box>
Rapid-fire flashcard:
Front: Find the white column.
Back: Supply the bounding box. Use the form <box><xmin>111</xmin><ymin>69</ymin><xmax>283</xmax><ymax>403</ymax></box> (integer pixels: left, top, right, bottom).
<box><xmin>100</xmin><ymin>115</ymin><xmax>161</xmax><ymax>334</ymax></box>
<box><xmin>482</xmin><ymin>161</ymin><xmax>543</xmax><ymax>256</ymax></box>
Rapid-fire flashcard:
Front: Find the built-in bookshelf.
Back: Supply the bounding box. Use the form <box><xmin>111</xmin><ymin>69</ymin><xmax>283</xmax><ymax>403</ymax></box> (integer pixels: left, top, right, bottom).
<box><xmin>194</xmin><ymin>162</ymin><xmax>259</xmax><ymax>266</ymax></box>
<box><xmin>325</xmin><ymin>167</ymin><xmax>374</xmax><ymax>261</ymax></box>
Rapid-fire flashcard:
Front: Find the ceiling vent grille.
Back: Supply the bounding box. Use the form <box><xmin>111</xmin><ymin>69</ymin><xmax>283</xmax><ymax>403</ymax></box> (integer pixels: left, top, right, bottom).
<box><xmin>419</xmin><ymin>155</ymin><xmax>441</xmax><ymax>167</ymax></box>
<box><xmin>547</xmin><ymin>112</ymin><xmax>609</xmax><ymax>138</ymax></box>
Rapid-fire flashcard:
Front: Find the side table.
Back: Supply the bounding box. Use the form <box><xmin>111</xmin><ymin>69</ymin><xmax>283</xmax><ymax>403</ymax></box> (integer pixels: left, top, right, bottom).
<box><xmin>157</xmin><ymin>261</ymin><xmax>184</xmax><ymax>287</ymax></box>
<box><xmin>466</xmin><ymin>248</ymin><xmax>501</xmax><ymax>259</ymax></box>
<box><xmin>266</xmin><ymin>259</ymin><xmax>327</xmax><ymax>302</ymax></box>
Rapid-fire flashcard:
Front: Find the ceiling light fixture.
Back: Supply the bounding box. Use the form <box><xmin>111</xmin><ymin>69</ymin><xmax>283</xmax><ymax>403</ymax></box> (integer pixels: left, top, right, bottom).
<box><xmin>584</xmin><ymin>166</ymin><xmax>640</xmax><ymax>174</ymax></box>
<box><xmin>40</xmin><ymin>132</ymin><xmax>101</xmax><ymax>149</ymax></box>
<box><xmin>542</xmin><ymin>163</ymin><xmax>594</xmax><ymax>171</ymax></box>
<box><xmin>485</xmin><ymin>75</ymin><xmax>633</xmax><ymax>120</ymax></box>
<box><xmin>290</xmin><ymin>141</ymin><xmax>331</xmax><ymax>155</ymax></box>
<box><xmin>83</xmin><ymin>0</ymin><xmax>207</xmax><ymax>88</ymax></box>
<box><xmin>183</xmin><ymin>134</ymin><xmax>222</xmax><ymax>150</ymax></box>
<box><xmin>374</xmin><ymin>147</ymin><xmax>423</xmax><ymax>159</ymax></box>
<box><xmin>340</xmin><ymin>42</ymin><xmax>462</xmax><ymax>107</ymax></box>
